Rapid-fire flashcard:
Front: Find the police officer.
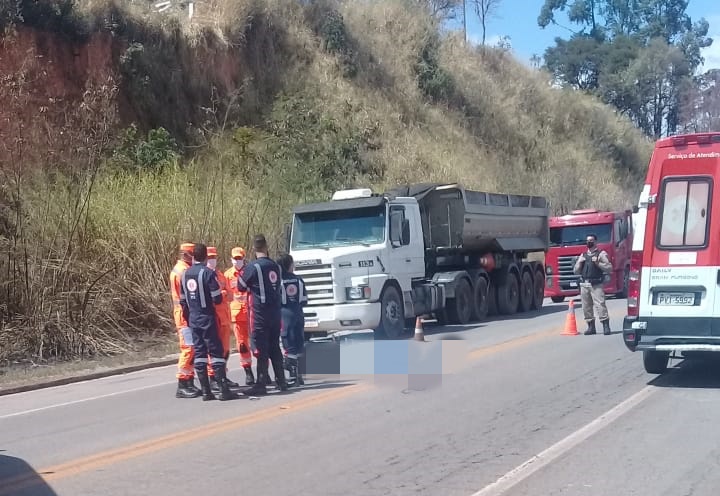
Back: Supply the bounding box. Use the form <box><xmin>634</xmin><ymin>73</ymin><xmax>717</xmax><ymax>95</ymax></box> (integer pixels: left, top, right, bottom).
<box><xmin>180</xmin><ymin>243</ymin><xmax>237</xmax><ymax>401</ymax></box>
<box><xmin>277</xmin><ymin>254</ymin><xmax>308</xmax><ymax>386</ymax></box>
<box><xmin>238</xmin><ymin>235</ymin><xmax>289</xmax><ymax>395</ymax></box>
<box><xmin>573</xmin><ymin>233</ymin><xmax>613</xmax><ymax>336</ymax></box>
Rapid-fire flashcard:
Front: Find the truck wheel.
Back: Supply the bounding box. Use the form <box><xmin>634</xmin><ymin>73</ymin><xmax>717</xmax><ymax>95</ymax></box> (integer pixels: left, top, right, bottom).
<box><xmin>519</xmin><ymin>270</ymin><xmax>534</xmax><ymax>313</ymax></box>
<box><xmin>471</xmin><ymin>277</ymin><xmax>489</xmax><ymax>322</ymax></box>
<box><xmin>643</xmin><ymin>350</ymin><xmax>669</xmax><ymax>374</ymax></box>
<box><xmin>551</xmin><ymin>296</ymin><xmax>565</xmax><ymax>304</ymax></box>
<box><xmin>532</xmin><ymin>267</ymin><xmax>545</xmax><ymax>310</ymax></box>
<box><xmin>487</xmin><ymin>280</ymin><xmax>498</xmax><ymax>317</ymax></box>
<box><xmin>378</xmin><ymin>286</ymin><xmax>405</xmax><ymax>339</ymax></box>
<box><xmin>448</xmin><ymin>278</ymin><xmax>473</xmax><ymax>325</ymax></box>
<box><xmin>497</xmin><ymin>273</ymin><xmax>519</xmax><ymax>315</ymax></box>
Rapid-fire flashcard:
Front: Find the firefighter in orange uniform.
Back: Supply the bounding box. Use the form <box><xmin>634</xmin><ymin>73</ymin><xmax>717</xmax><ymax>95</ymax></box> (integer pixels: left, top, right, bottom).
<box><xmin>224</xmin><ymin>247</ymin><xmax>257</xmax><ymax>386</ymax></box>
<box><xmin>170</xmin><ymin>242</ymin><xmax>200</xmax><ymax>399</ymax></box>
<box><xmin>206</xmin><ymin>246</ymin><xmax>240</xmax><ymax>391</ymax></box>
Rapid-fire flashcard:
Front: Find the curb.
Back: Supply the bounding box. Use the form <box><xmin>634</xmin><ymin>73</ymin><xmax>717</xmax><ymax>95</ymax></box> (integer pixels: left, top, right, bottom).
<box><xmin>0</xmin><ymin>357</ymin><xmax>178</xmax><ymax>397</ymax></box>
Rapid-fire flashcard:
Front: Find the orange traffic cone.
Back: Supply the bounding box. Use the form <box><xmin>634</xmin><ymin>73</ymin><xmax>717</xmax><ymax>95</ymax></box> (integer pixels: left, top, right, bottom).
<box><xmin>413</xmin><ymin>316</ymin><xmax>426</xmax><ymax>342</ymax></box>
<box><xmin>561</xmin><ymin>299</ymin><xmax>579</xmax><ymax>336</ymax></box>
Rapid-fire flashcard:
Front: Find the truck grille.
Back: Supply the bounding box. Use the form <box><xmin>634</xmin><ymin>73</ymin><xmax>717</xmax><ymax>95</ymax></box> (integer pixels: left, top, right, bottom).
<box><xmin>557</xmin><ymin>255</ymin><xmax>581</xmax><ymax>289</ymax></box>
<box><xmin>293</xmin><ymin>262</ymin><xmax>334</xmax><ymax>306</ymax></box>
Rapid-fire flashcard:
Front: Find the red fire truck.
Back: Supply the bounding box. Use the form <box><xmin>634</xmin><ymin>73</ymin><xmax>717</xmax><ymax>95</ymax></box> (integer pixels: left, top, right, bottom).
<box><xmin>544</xmin><ymin>209</ymin><xmax>633</xmax><ymax>303</ymax></box>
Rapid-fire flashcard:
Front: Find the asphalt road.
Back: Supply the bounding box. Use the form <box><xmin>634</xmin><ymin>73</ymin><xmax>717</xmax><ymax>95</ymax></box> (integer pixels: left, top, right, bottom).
<box><xmin>2</xmin><ymin>297</ymin><xmax>719</xmax><ymax>496</ymax></box>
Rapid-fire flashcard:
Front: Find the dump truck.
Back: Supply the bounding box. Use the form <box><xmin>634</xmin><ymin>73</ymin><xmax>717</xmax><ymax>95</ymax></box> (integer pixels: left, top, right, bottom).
<box><xmin>287</xmin><ymin>183</ymin><xmax>550</xmax><ymax>339</ymax></box>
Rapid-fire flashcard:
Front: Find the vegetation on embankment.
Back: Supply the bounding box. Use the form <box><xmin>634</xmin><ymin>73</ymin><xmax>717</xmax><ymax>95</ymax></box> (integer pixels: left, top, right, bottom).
<box><xmin>0</xmin><ymin>0</ymin><xmax>652</xmax><ymax>367</ymax></box>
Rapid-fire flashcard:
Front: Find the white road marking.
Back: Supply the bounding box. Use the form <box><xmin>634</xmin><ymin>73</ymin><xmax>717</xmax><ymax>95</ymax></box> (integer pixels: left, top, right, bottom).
<box><xmin>469</xmin><ymin>385</ymin><xmax>656</xmax><ymax>496</ymax></box>
<box><xmin>0</xmin><ymin>381</ymin><xmax>174</xmax><ymax>420</ymax></box>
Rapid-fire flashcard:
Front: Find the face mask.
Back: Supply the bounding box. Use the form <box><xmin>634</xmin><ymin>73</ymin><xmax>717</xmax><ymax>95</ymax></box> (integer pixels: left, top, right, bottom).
<box><xmin>207</xmin><ymin>259</ymin><xmax>217</xmax><ymax>270</ymax></box>
<box><xmin>233</xmin><ymin>259</ymin><xmax>245</xmax><ymax>269</ymax></box>
<box><xmin>587</xmin><ymin>241</ymin><xmax>596</xmax><ymax>249</ymax></box>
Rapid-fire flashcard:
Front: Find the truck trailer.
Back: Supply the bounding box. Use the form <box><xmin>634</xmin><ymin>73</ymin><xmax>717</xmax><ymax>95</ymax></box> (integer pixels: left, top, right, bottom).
<box><xmin>287</xmin><ymin>183</ymin><xmax>550</xmax><ymax>339</ymax></box>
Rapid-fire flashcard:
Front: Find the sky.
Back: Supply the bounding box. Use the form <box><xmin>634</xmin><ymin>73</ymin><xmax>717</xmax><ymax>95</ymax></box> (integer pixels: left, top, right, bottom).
<box><xmin>452</xmin><ymin>0</ymin><xmax>720</xmax><ymax>72</ymax></box>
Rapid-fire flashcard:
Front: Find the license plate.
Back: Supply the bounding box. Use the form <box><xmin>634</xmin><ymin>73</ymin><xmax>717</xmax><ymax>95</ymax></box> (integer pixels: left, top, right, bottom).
<box><xmin>304</xmin><ymin>320</ymin><xmax>319</xmax><ymax>328</ymax></box>
<box><xmin>569</xmin><ymin>282</ymin><xmax>578</xmax><ymax>288</ymax></box>
<box><xmin>656</xmin><ymin>292</ymin><xmax>695</xmax><ymax>306</ymax></box>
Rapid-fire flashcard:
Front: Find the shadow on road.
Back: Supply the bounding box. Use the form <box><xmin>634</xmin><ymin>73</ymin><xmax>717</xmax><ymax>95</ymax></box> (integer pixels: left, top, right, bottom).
<box><xmin>0</xmin><ymin>453</ymin><xmax>57</xmax><ymax>496</ymax></box>
<box><xmin>649</xmin><ymin>356</ymin><xmax>720</xmax><ymax>389</ymax></box>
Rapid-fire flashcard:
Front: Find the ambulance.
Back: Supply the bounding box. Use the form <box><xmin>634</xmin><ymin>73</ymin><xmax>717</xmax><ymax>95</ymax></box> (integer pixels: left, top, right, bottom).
<box><xmin>623</xmin><ymin>132</ymin><xmax>720</xmax><ymax>374</ymax></box>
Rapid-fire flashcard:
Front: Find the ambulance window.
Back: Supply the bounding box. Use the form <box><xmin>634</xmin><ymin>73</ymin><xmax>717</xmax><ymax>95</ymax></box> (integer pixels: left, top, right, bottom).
<box><xmin>657</xmin><ymin>178</ymin><xmax>711</xmax><ymax>249</ymax></box>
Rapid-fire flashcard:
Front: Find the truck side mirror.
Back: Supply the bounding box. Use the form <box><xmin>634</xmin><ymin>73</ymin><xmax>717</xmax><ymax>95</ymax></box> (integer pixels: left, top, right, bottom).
<box><xmin>390</xmin><ymin>211</ymin><xmax>402</xmax><ymax>247</ymax></box>
<box><xmin>283</xmin><ymin>223</ymin><xmax>291</xmax><ymax>252</ymax></box>
<box><xmin>632</xmin><ymin>206</ymin><xmax>639</xmax><ymax>214</ymax></box>
<box><xmin>401</xmin><ymin>219</ymin><xmax>410</xmax><ymax>246</ymax></box>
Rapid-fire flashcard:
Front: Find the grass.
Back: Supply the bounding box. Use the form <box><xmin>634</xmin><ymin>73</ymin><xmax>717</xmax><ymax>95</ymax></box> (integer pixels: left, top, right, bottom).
<box><xmin>0</xmin><ymin>0</ymin><xmax>653</xmax><ymax>370</ymax></box>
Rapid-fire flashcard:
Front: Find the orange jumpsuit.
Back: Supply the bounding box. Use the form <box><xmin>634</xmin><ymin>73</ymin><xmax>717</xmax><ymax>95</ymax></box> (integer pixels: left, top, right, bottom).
<box><xmin>170</xmin><ymin>259</ymin><xmax>194</xmax><ymax>380</ymax></box>
<box><xmin>225</xmin><ymin>266</ymin><xmax>253</xmax><ymax>369</ymax></box>
<box><xmin>208</xmin><ymin>268</ymin><xmax>233</xmax><ymax>377</ymax></box>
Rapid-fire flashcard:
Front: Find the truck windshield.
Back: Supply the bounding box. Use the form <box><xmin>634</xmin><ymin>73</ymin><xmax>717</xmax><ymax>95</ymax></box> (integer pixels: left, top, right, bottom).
<box><xmin>291</xmin><ymin>206</ymin><xmax>386</xmax><ymax>250</ymax></box>
<box><xmin>549</xmin><ymin>224</ymin><xmax>612</xmax><ymax>247</ymax></box>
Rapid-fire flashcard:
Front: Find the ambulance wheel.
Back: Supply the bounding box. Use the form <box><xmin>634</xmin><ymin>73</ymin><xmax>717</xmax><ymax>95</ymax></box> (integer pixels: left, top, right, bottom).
<box><xmin>378</xmin><ymin>285</ymin><xmax>405</xmax><ymax>339</ymax></box>
<box><xmin>551</xmin><ymin>296</ymin><xmax>565</xmax><ymax>304</ymax></box>
<box><xmin>643</xmin><ymin>350</ymin><xmax>669</xmax><ymax>374</ymax></box>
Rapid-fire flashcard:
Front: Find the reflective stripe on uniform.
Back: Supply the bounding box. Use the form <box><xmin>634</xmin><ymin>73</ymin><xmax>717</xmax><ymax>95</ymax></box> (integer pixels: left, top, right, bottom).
<box><xmin>210</xmin><ymin>357</ymin><xmax>226</xmax><ymax>365</ymax></box>
<box><xmin>257</xmin><ymin>264</ymin><xmax>266</xmax><ymax>303</ymax></box>
<box><xmin>281</xmin><ymin>280</ymin><xmax>287</xmax><ymax>305</ymax></box>
<box><xmin>195</xmin><ymin>357</ymin><xmax>209</xmax><ymax>364</ymax></box>
<box><xmin>211</xmin><ymin>289</ymin><xmax>222</xmax><ymax>298</ymax></box>
<box><xmin>199</xmin><ymin>268</ymin><xmax>207</xmax><ymax>308</ymax></box>
<box><xmin>299</xmin><ymin>279</ymin><xmax>307</xmax><ymax>303</ymax></box>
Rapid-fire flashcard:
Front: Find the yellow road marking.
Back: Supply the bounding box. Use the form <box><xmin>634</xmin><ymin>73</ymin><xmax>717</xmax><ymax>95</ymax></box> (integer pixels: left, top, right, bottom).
<box><xmin>0</xmin><ymin>383</ymin><xmax>371</xmax><ymax>494</ymax></box>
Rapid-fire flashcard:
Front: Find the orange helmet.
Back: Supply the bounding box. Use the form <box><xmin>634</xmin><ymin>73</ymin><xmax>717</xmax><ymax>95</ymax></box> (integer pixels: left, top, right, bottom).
<box><xmin>207</xmin><ymin>246</ymin><xmax>218</xmax><ymax>258</ymax></box>
<box><xmin>180</xmin><ymin>243</ymin><xmax>194</xmax><ymax>256</ymax></box>
<box><xmin>231</xmin><ymin>247</ymin><xmax>246</xmax><ymax>259</ymax></box>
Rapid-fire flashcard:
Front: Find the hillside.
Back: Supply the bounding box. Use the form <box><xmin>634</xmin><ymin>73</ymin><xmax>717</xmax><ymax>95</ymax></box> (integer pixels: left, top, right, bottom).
<box><xmin>0</xmin><ymin>0</ymin><xmax>653</xmax><ymax>366</ymax></box>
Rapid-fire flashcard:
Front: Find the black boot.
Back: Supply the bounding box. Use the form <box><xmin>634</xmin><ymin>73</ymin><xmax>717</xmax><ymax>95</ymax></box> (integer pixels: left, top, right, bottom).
<box><xmin>176</xmin><ymin>379</ymin><xmax>201</xmax><ymax>399</ymax></box>
<box><xmin>584</xmin><ymin>320</ymin><xmax>597</xmax><ymax>335</ymax></box>
<box><xmin>297</xmin><ymin>355</ymin><xmax>305</xmax><ymax>386</ymax></box>
<box><xmin>214</xmin><ymin>367</ymin><xmax>238</xmax><ymax>401</ymax></box>
<box><xmin>271</xmin><ymin>355</ymin><xmax>289</xmax><ymax>392</ymax></box>
<box><xmin>285</xmin><ymin>357</ymin><xmax>298</xmax><ymax>387</ymax></box>
<box><xmin>244</xmin><ymin>360</ymin><xmax>268</xmax><ymax>396</ymax></box>
<box><xmin>223</xmin><ymin>372</ymin><xmax>240</xmax><ymax>388</ymax></box>
<box><xmin>210</xmin><ymin>376</ymin><xmax>221</xmax><ymax>393</ymax></box>
<box><xmin>264</xmin><ymin>359</ymin><xmax>273</xmax><ymax>385</ymax></box>
<box><xmin>197</xmin><ymin>370</ymin><xmax>216</xmax><ymax>401</ymax></box>
<box><xmin>601</xmin><ymin>319</ymin><xmax>612</xmax><ymax>335</ymax></box>
<box><xmin>244</xmin><ymin>366</ymin><xmax>255</xmax><ymax>386</ymax></box>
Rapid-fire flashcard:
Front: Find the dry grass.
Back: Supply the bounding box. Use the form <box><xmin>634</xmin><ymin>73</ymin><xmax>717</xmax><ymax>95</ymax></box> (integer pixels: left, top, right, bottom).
<box><xmin>0</xmin><ymin>0</ymin><xmax>653</xmax><ymax>369</ymax></box>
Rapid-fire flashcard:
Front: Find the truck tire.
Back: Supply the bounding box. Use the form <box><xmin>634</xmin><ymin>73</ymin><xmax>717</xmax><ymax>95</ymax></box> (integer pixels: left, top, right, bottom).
<box><xmin>519</xmin><ymin>270</ymin><xmax>534</xmax><ymax>313</ymax></box>
<box><xmin>487</xmin><ymin>280</ymin><xmax>498</xmax><ymax>317</ymax></box>
<box><xmin>497</xmin><ymin>272</ymin><xmax>520</xmax><ymax>315</ymax></box>
<box><xmin>448</xmin><ymin>278</ymin><xmax>473</xmax><ymax>325</ymax></box>
<box><xmin>643</xmin><ymin>350</ymin><xmax>669</xmax><ymax>374</ymax></box>
<box><xmin>378</xmin><ymin>286</ymin><xmax>405</xmax><ymax>339</ymax></box>
<box><xmin>532</xmin><ymin>266</ymin><xmax>545</xmax><ymax>310</ymax></box>
<box><xmin>551</xmin><ymin>296</ymin><xmax>565</xmax><ymax>304</ymax></box>
<box><xmin>471</xmin><ymin>277</ymin><xmax>489</xmax><ymax>322</ymax></box>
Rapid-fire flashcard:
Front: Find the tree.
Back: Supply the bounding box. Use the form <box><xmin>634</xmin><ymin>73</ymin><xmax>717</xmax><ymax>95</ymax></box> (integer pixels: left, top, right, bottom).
<box><xmin>537</xmin><ymin>0</ymin><xmax>714</xmax><ymax>138</ymax></box>
<box><xmin>416</xmin><ymin>0</ymin><xmax>462</xmax><ymax>20</ymax></box>
<box><xmin>471</xmin><ymin>0</ymin><xmax>502</xmax><ymax>46</ymax></box>
<box><xmin>680</xmin><ymin>70</ymin><xmax>720</xmax><ymax>133</ymax></box>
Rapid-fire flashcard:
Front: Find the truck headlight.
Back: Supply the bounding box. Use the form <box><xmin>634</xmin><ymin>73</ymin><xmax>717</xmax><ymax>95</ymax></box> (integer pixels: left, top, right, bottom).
<box><xmin>546</xmin><ymin>265</ymin><xmax>553</xmax><ymax>275</ymax></box>
<box><xmin>346</xmin><ymin>286</ymin><xmax>371</xmax><ymax>300</ymax></box>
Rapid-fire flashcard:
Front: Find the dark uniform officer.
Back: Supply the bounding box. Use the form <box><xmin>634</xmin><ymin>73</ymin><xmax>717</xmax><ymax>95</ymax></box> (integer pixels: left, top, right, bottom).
<box><xmin>180</xmin><ymin>243</ymin><xmax>236</xmax><ymax>401</ymax></box>
<box><xmin>238</xmin><ymin>235</ymin><xmax>288</xmax><ymax>396</ymax></box>
<box><xmin>277</xmin><ymin>254</ymin><xmax>308</xmax><ymax>386</ymax></box>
